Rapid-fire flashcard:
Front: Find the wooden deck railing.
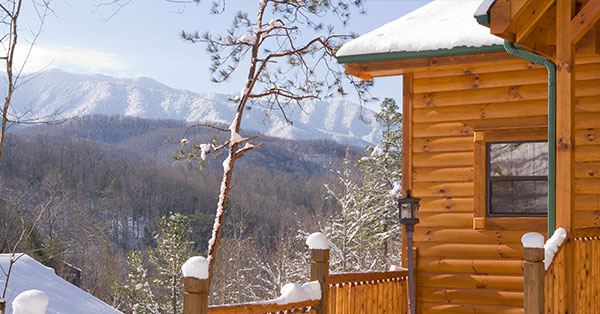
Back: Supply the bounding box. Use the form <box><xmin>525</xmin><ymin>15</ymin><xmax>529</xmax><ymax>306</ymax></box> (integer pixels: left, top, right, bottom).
<box><xmin>328</xmin><ymin>270</ymin><xmax>409</xmax><ymax>314</ymax></box>
<box><xmin>185</xmin><ymin>244</ymin><xmax>410</xmax><ymax>314</ymax></box>
<box><xmin>538</xmin><ymin>227</ymin><xmax>600</xmax><ymax>314</ymax></box>
<box><xmin>208</xmin><ymin>300</ymin><xmax>319</xmax><ymax>314</ymax></box>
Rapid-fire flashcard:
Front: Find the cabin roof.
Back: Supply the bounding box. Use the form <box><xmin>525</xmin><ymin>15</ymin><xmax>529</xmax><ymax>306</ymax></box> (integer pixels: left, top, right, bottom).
<box><xmin>0</xmin><ymin>254</ymin><xmax>121</xmax><ymax>313</ymax></box>
<box><xmin>336</xmin><ymin>0</ymin><xmax>504</xmax><ymax>64</ymax></box>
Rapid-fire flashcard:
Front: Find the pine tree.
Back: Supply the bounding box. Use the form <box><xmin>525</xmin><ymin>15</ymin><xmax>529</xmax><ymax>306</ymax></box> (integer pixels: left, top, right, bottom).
<box><xmin>323</xmin><ymin>148</ymin><xmax>372</xmax><ymax>272</ymax></box>
<box><xmin>355</xmin><ymin>98</ymin><xmax>403</xmax><ymax>267</ymax></box>
<box><xmin>150</xmin><ymin>213</ymin><xmax>194</xmax><ymax>314</ymax></box>
<box><xmin>117</xmin><ymin>250</ymin><xmax>160</xmax><ymax>314</ymax></box>
<box><xmin>116</xmin><ymin>213</ymin><xmax>194</xmax><ymax>313</ymax></box>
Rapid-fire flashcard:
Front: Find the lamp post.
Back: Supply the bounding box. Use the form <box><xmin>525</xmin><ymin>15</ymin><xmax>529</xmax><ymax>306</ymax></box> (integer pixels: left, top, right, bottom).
<box><xmin>398</xmin><ymin>189</ymin><xmax>420</xmax><ymax>314</ymax></box>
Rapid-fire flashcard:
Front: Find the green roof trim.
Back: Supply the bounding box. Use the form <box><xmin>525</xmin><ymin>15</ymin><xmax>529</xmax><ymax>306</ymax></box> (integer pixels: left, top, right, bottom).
<box><xmin>474</xmin><ymin>0</ymin><xmax>495</xmax><ymax>27</ymax></box>
<box><xmin>474</xmin><ymin>13</ymin><xmax>490</xmax><ymax>26</ymax></box>
<box><xmin>336</xmin><ymin>45</ymin><xmax>505</xmax><ymax>64</ymax></box>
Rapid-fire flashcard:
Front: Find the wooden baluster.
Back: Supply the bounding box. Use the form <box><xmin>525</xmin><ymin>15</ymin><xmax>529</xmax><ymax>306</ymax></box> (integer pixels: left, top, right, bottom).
<box><xmin>183</xmin><ymin>277</ymin><xmax>209</xmax><ymax>314</ymax></box>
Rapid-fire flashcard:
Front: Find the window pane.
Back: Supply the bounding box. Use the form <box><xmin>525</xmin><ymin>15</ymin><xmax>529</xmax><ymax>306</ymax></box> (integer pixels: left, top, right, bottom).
<box><xmin>489</xmin><ymin>142</ymin><xmax>548</xmax><ymax>176</ymax></box>
<box><xmin>489</xmin><ymin>180</ymin><xmax>547</xmax><ymax>216</ymax></box>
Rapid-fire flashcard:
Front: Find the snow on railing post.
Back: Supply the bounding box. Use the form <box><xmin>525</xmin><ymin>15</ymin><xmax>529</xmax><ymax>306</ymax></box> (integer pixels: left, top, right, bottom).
<box><xmin>307</xmin><ymin>232</ymin><xmax>330</xmax><ymax>314</ymax></box>
<box><xmin>521</xmin><ymin>232</ymin><xmax>545</xmax><ymax>314</ymax></box>
<box><xmin>182</xmin><ymin>256</ymin><xmax>209</xmax><ymax>314</ymax></box>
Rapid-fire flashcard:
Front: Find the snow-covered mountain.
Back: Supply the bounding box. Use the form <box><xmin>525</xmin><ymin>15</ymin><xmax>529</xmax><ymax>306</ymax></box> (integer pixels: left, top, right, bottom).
<box><xmin>8</xmin><ymin>69</ymin><xmax>380</xmax><ymax>146</ymax></box>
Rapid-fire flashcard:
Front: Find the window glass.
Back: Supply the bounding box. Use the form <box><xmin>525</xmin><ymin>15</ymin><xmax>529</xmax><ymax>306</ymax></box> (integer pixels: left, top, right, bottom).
<box><xmin>489</xmin><ymin>142</ymin><xmax>548</xmax><ymax>176</ymax></box>
<box><xmin>487</xmin><ymin>141</ymin><xmax>548</xmax><ymax>217</ymax></box>
<box><xmin>489</xmin><ymin>181</ymin><xmax>547</xmax><ymax>215</ymax></box>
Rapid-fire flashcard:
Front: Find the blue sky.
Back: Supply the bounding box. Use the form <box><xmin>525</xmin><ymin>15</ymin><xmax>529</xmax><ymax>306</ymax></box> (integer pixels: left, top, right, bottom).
<box><xmin>16</xmin><ymin>0</ymin><xmax>430</xmax><ymax>111</ymax></box>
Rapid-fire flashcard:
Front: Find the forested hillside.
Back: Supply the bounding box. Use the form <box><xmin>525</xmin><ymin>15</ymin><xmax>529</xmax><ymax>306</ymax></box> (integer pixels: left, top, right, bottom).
<box><xmin>0</xmin><ymin>115</ymin><xmax>364</xmax><ymax>304</ymax></box>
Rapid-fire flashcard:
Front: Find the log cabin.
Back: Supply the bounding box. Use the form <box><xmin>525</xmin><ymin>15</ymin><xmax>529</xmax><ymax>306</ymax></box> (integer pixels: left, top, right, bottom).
<box><xmin>336</xmin><ymin>0</ymin><xmax>600</xmax><ymax>313</ymax></box>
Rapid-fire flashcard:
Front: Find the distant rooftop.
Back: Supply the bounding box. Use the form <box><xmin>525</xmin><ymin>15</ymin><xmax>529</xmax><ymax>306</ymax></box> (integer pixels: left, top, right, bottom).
<box><xmin>336</xmin><ymin>0</ymin><xmax>504</xmax><ymax>63</ymax></box>
<box><xmin>0</xmin><ymin>254</ymin><xmax>121</xmax><ymax>314</ymax></box>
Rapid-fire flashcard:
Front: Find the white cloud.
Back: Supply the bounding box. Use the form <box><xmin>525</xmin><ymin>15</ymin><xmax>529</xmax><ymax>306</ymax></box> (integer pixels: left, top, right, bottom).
<box><xmin>11</xmin><ymin>44</ymin><xmax>126</xmax><ymax>74</ymax></box>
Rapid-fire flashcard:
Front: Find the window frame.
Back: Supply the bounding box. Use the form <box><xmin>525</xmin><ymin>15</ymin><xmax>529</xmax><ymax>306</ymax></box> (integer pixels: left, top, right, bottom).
<box><xmin>473</xmin><ymin>127</ymin><xmax>548</xmax><ymax>230</ymax></box>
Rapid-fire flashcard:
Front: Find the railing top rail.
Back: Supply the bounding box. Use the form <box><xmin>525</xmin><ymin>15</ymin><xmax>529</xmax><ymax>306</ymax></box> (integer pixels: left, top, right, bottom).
<box><xmin>328</xmin><ymin>270</ymin><xmax>408</xmax><ymax>285</ymax></box>
<box><xmin>572</xmin><ymin>226</ymin><xmax>600</xmax><ymax>239</ymax></box>
<box><xmin>208</xmin><ymin>299</ymin><xmax>319</xmax><ymax>314</ymax></box>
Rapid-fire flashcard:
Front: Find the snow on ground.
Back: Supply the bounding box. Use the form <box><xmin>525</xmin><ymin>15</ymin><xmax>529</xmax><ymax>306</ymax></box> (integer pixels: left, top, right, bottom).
<box><xmin>0</xmin><ymin>254</ymin><xmax>122</xmax><ymax>314</ymax></box>
<box><xmin>336</xmin><ymin>0</ymin><xmax>503</xmax><ymax>57</ymax></box>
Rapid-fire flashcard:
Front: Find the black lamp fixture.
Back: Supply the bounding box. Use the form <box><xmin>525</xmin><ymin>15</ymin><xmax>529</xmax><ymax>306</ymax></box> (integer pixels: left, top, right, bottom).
<box><xmin>398</xmin><ymin>189</ymin><xmax>420</xmax><ymax>227</ymax></box>
<box><xmin>398</xmin><ymin>189</ymin><xmax>420</xmax><ymax>314</ymax></box>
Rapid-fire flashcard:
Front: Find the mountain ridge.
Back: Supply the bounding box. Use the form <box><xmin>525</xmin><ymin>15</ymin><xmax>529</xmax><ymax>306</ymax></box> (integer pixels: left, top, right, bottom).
<box><xmin>8</xmin><ymin>69</ymin><xmax>380</xmax><ymax>147</ymax></box>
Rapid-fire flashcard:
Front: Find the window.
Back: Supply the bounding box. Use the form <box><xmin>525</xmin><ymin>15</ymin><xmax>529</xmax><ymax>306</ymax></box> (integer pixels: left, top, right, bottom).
<box><xmin>473</xmin><ymin>128</ymin><xmax>548</xmax><ymax>229</ymax></box>
<box><xmin>487</xmin><ymin>141</ymin><xmax>548</xmax><ymax>217</ymax></box>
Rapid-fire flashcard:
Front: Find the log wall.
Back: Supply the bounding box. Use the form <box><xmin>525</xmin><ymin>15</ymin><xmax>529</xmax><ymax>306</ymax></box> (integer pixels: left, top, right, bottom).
<box><xmin>405</xmin><ymin>54</ymin><xmax>600</xmax><ymax>313</ymax></box>
<box><xmin>573</xmin><ymin>58</ymin><xmax>600</xmax><ymax>228</ymax></box>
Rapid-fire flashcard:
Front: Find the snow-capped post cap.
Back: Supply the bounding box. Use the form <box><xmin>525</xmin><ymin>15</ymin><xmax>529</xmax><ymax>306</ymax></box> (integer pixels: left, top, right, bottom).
<box><xmin>521</xmin><ymin>232</ymin><xmax>545</xmax><ymax>248</ymax></box>
<box><xmin>306</xmin><ymin>232</ymin><xmax>330</xmax><ymax>250</ymax></box>
<box><xmin>181</xmin><ymin>256</ymin><xmax>209</xmax><ymax>279</ymax></box>
<box><xmin>12</xmin><ymin>289</ymin><xmax>48</xmax><ymax>314</ymax></box>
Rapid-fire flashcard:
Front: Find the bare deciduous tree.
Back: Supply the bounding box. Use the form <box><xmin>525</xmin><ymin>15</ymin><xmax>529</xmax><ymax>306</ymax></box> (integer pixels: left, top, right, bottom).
<box><xmin>0</xmin><ymin>2</ymin><xmax>55</xmax><ymax>310</ymax></box>
<box><xmin>176</xmin><ymin>0</ymin><xmax>371</xmax><ymax>288</ymax></box>
<box><xmin>0</xmin><ymin>0</ymin><xmax>56</xmax><ymax>168</ymax></box>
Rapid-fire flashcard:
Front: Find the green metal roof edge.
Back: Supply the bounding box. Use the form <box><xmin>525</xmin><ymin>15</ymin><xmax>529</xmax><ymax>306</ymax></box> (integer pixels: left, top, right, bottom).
<box><xmin>474</xmin><ymin>0</ymin><xmax>496</xmax><ymax>27</ymax></box>
<box><xmin>474</xmin><ymin>13</ymin><xmax>490</xmax><ymax>26</ymax></box>
<box><xmin>336</xmin><ymin>45</ymin><xmax>506</xmax><ymax>64</ymax></box>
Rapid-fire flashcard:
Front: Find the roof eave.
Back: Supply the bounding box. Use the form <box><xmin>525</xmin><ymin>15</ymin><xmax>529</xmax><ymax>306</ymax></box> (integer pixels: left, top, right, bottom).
<box><xmin>336</xmin><ymin>45</ymin><xmax>506</xmax><ymax>64</ymax></box>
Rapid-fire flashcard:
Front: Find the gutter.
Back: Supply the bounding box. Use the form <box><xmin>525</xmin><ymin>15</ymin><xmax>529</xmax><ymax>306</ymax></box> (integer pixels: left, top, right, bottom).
<box><xmin>502</xmin><ymin>40</ymin><xmax>556</xmax><ymax>238</ymax></box>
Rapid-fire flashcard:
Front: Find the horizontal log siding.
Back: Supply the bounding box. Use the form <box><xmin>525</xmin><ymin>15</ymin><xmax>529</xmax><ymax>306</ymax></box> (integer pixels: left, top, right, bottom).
<box><xmin>410</xmin><ymin>59</ymin><xmax>548</xmax><ymax>313</ymax></box>
<box><xmin>408</xmin><ymin>55</ymin><xmax>600</xmax><ymax>313</ymax></box>
<box><xmin>574</xmin><ymin>57</ymin><xmax>600</xmax><ymax>228</ymax></box>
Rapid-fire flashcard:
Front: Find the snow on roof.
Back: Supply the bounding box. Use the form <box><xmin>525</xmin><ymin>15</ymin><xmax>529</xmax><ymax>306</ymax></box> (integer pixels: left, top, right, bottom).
<box><xmin>336</xmin><ymin>0</ymin><xmax>503</xmax><ymax>58</ymax></box>
<box><xmin>0</xmin><ymin>254</ymin><xmax>122</xmax><ymax>314</ymax></box>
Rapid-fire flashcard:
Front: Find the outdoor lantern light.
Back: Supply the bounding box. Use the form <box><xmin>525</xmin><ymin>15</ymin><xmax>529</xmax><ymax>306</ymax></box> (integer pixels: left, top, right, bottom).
<box><xmin>398</xmin><ymin>189</ymin><xmax>420</xmax><ymax>225</ymax></box>
<box><xmin>398</xmin><ymin>189</ymin><xmax>420</xmax><ymax>314</ymax></box>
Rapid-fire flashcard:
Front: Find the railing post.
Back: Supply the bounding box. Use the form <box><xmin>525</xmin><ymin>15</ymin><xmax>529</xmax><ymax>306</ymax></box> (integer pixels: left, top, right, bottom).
<box><xmin>183</xmin><ymin>277</ymin><xmax>209</xmax><ymax>314</ymax></box>
<box><xmin>521</xmin><ymin>233</ymin><xmax>545</xmax><ymax>314</ymax></box>
<box><xmin>0</xmin><ymin>298</ymin><xmax>5</xmax><ymax>314</ymax></box>
<box><xmin>310</xmin><ymin>248</ymin><xmax>330</xmax><ymax>314</ymax></box>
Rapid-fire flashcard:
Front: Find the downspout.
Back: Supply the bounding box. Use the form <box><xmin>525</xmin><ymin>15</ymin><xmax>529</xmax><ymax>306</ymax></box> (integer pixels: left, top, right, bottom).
<box><xmin>503</xmin><ymin>40</ymin><xmax>556</xmax><ymax>237</ymax></box>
